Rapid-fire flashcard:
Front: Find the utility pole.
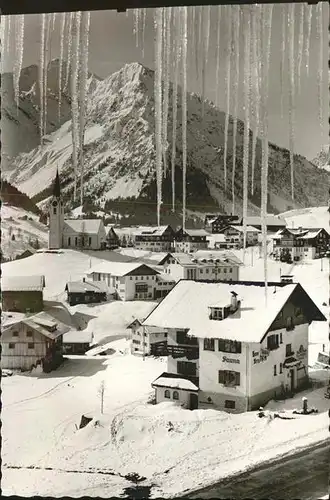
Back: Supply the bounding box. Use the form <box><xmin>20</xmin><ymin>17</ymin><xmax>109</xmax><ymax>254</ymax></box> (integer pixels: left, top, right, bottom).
<box><xmin>142</xmin><ymin>326</ymin><xmax>145</xmax><ymax>361</ymax></box>
<box><xmin>321</xmin><ymin>257</ymin><xmax>323</xmax><ymax>272</ymax></box>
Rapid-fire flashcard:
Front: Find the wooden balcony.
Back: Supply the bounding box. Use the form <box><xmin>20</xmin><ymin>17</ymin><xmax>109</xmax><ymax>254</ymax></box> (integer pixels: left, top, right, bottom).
<box><xmin>167</xmin><ymin>344</ymin><xmax>199</xmax><ymax>360</ymax></box>
<box><xmin>150</xmin><ymin>341</ymin><xmax>168</xmax><ymax>357</ymax></box>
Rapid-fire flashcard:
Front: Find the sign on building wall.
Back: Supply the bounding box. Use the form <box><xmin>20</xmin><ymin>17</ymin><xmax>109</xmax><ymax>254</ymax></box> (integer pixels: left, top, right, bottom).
<box><xmin>222</xmin><ymin>356</ymin><xmax>240</xmax><ymax>364</ymax></box>
<box><xmin>252</xmin><ymin>349</ymin><xmax>269</xmax><ymax>364</ymax></box>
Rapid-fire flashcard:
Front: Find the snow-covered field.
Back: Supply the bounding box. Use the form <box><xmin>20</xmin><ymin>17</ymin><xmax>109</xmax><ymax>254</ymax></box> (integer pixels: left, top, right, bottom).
<box><xmin>1</xmin><ymin>249</ymin><xmax>104</xmax><ymax>300</ymax></box>
<box><xmin>2</xmin><ymin>340</ymin><xmax>329</xmax><ymax>498</ymax></box>
<box><xmin>280</xmin><ymin>206</ymin><xmax>329</xmax><ymax>230</ymax></box>
<box><xmin>1</xmin><ymin>205</ymin><xmax>48</xmax><ymax>260</ymax></box>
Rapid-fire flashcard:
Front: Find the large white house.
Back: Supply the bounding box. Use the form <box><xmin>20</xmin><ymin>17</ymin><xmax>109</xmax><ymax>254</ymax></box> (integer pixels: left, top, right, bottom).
<box><xmin>143</xmin><ymin>280</ymin><xmax>326</xmax><ymax>412</ymax></box>
<box><xmin>48</xmin><ymin>171</ymin><xmax>107</xmax><ymax>250</ymax></box>
<box><xmin>128</xmin><ymin>319</ymin><xmax>168</xmax><ymax>356</ymax></box>
<box><xmin>174</xmin><ymin>228</ymin><xmax>209</xmax><ymax>253</ymax></box>
<box><xmin>272</xmin><ymin>227</ymin><xmax>330</xmax><ymax>261</ymax></box>
<box><xmin>159</xmin><ymin>251</ymin><xmax>242</xmax><ymax>282</ymax></box>
<box><xmin>87</xmin><ymin>261</ymin><xmax>160</xmax><ymax>301</ymax></box>
<box><xmin>218</xmin><ymin>225</ymin><xmax>260</xmax><ymax>248</ymax></box>
<box><xmin>134</xmin><ymin>225</ymin><xmax>176</xmax><ymax>252</ymax></box>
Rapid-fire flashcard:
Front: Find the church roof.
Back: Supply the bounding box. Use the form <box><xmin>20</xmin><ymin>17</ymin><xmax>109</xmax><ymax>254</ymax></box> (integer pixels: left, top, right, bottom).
<box><xmin>63</xmin><ymin>219</ymin><xmax>103</xmax><ymax>234</ymax></box>
<box><xmin>53</xmin><ymin>169</ymin><xmax>61</xmax><ymax>198</ymax></box>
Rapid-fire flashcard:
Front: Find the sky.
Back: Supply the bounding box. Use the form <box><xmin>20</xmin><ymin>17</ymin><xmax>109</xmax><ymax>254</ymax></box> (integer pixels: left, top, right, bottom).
<box><xmin>3</xmin><ymin>3</ymin><xmax>329</xmax><ymax>161</ymax></box>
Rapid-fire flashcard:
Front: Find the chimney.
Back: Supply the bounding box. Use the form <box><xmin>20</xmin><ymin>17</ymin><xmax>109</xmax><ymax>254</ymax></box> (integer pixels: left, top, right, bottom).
<box><xmin>298</xmin><ymin>226</ymin><xmax>303</xmax><ymax>232</ymax></box>
<box><xmin>230</xmin><ymin>291</ymin><xmax>238</xmax><ymax>312</ymax></box>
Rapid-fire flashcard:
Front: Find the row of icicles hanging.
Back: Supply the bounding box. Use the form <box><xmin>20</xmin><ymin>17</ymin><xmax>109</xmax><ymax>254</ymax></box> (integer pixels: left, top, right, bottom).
<box><xmin>1</xmin><ymin>11</ymin><xmax>91</xmax><ymax>206</ymax></box>
<box><xmin>0</xmin><ymin>3</ymin><xmax>325</xmax><ymax>301</ymax></box>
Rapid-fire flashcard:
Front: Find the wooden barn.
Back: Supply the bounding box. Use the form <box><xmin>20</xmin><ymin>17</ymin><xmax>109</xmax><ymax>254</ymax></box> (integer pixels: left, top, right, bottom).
<box><xmin>1</xmin><ymin>275</ymin><xmax>45</xmax><ymax>313</ymax></box>
<box><xmin>65</xmin><ymin>279</ymin><xmax>108</xmax><ymax>306</ymax></box>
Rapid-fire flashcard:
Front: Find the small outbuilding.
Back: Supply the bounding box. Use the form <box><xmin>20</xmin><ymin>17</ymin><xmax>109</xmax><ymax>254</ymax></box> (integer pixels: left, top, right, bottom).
<box><xmin>65</xmin><ymin>279</ymin><xmax>108</xmax><ymax>306</ymax></box>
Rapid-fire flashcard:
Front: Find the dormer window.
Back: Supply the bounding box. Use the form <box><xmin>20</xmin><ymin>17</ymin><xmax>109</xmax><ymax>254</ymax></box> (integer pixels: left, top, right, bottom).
<box><xmin>209</xmin><ymin>307</ymin><xmax>223</xmax><ymax>321</ymax></box>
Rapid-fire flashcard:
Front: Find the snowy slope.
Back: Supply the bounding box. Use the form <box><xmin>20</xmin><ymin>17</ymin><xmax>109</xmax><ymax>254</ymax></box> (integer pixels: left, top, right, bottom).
<box><xmin>1</xmin><ymin>205</ymin><xmax>48</xmax><ymax>261</ymax></box>
<box><xmin>5</xmin><ymin>63</ymin><xmax>329</xmax><ymax>216</ymax></box>
<box><xmin>312</xmin><ymin>145</ymin><xmax>330</xmax><ymax>173</ymax></box>
<box><xmin>1</xmin><ymin>249</ymin><xmax>105</xmax><ymax>299</ymax></box>
<box><xmin>280</xmin><ymin>206</ymin><xmax>329</xmax><ymax>230</ymax></box>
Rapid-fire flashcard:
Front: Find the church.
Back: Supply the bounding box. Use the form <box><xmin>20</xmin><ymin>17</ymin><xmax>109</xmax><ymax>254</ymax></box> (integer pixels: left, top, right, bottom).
<box><xmin>48</xmin><ymin>171</ymin><xmax>107</xmax><ymax>250</ymax></box>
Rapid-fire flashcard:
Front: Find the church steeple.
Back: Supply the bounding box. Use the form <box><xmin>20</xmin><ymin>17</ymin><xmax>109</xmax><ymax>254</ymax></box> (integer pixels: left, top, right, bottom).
<box><xmin>53</xmin><ymin>169</ymin><xmax>61</xmax><ymax>198</ymax></box>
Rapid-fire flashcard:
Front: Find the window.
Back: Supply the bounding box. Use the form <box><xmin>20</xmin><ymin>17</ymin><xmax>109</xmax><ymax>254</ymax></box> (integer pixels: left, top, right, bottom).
<box><xmin>295</xmin><ymin>307</ymin><xmax>302</xmax><ymax>317</ymax></box>
<box><xmin>218</xmin><ymin>370</ymin><xmax>240</xmax><ymax>386</ymax></box>
<box><xmin>164</xmin><ymin>389</ymin><xmax>170</xmax><ymax>398</ymax></box>
<box><xmin>206</xmin><ymin>269</ymin><xmax>209</xmax><ymax>274</ymax></box>
<box><xmin>225</xmin><ymin>400</ymin><xmax>235</xmax><ymax>409</ymax></box>
<box><xmin>286</xmin><ymin>316</ymin><xmax>294</xmax><ymax>331</ymax></box>
<box><xmin>286</xmin><ymin>343</ymin><xmax>293</xmax><ymax>357</ymax></box>
<box><xmin>210</xmin><ymin>307</ymin><xmax>223</xmax><ymax>320</ymax></box>
<box><xmin>218</xmin><ymin>339</ymin><xmax>242</xmax><ymax>354</ymax></box>
<box><xmin>12</xmin><ymin>330</ymin><xmax>19</xmax><ymax>337</ymax></box>
<box><xmin>173</xmin><ymin>391</ymin><xmax>179</xmax><ymax>400</ymax></box>
<box><xmin>267</xmin><ymin>334</ymin><xmax>279</xmax><ymax>350</ymax></box>
<box><xmin>224</xmin><ymin>268</ymin><xmax>227</xmax><ymax>273</ymax></box>
<box><xmin>229</xmin><ymin>268</ymin><xmax>232</xmax><ymax>273</ymax></box>
<box><xmin>177</xmin><ymin>361</ymin><xmax>197</xmax><ymax>377</ymax></box>
<box><xmin>280</xmin><ymin>363</ymin><xmax>283</xmax><ymax>374</ymax></box>
<box><xmin>68</xmin><ymin>237</ymin><xmax>71</xmax><ymax>246</ymax></box>
<box><xmin>75</xmin><ymin>237</ymin><xmax>78</xmax><ymax>246</ymax></box>
<box><xmin>274</xmin><ymin>364</ymin><xmax>277</xmax><ymax>376</ymax></box>
<box><xmin>9</xmin><ymin>343</ymin><xmax>15</xmax><ymax>349</ymax></box>
<box><xmin>204</xmin><ymin>338</ymin><xmax>215</xmax><ymax>351</ymax></box>
<box><xmin>136</xmin><ymin>283</ymin><xmax>148</xmax><ymax>293</ymax></box>
<box><xmin>28</xmin><ymin>343</ymin><xmax>35</xmax><ymax>349</ymax></box>
<box><xmin>130</xmin><ymin>277</ymin><xmax>132</xmax><ymax>280</ymax></box>
<box><xmin>89</xmin><ymin>237</ymin><xmax>92</xmax><ymax>246</ymax></box>
<box><xmin>26</xmin><ymin>331</ymin><xmax>33</xmax><ymax>337</ymax></box>
<box><xmin>53</xmin><ymin>207</ymin><xmax>57</xmax><ymax>214</ymax></box>
<box><xmin>280</xmin><ymin>332</ymin><xmax>283</xmax><ymax>344</ymax></box>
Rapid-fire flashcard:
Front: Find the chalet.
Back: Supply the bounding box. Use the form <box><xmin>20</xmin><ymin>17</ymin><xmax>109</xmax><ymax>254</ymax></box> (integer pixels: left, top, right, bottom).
<box><xmin>105</xmin><ymin>226</ymin><xmax>120</xmax><ymax>249</ymax></box>
<box><xmin>272</xmin><ymin>227</ymin><xmax>330</xmax><ymax>261</ymax></box>
<box><xmin>128</xmin><ymin>318</ymin><xmax>168</xmax><ymax>356</ymax></box>
<box><xmin>1</xmin><ymin>275</ymin><xmax>45</xmax><ymax>313</ymax></box>
<box><xmin>65</xmin><ymin>279</ymin><xmax>108</xmax><ymax>306</ymax></box>
<box><xmin>143</xmin><ymin>280</ymin><xmax>326</xmax><ymax>413</ymax></box>
<box><xmin>243</xmin><ymin>215</ymin><xmax>286</xmax><ymax>233</ymax></box>
<box><xmin>134</xmin><ymin>225</ymin><xmax>175</xmax><ymax>252</ymax></box>
<box><xmin>174</xmin><ymin>227</ymin><xmax>209</xmax><ymax>253</ymax></box>
<box><xmin>86</xmin><ymin>261</ymin><xmax>160</xmax><ymax>301</ymax></box>
<box><xmin>205</xmin><ymin>214</ymin><xmax>240</xmax><ymax>233</ymax></box>
<box><xmin>48</xmin><ymin>171</ymin><xmax>107</xmax><ymax>250</ymax></box>
<box><xmin>159</xmin><ymin>251</ymin><xmax>242</xmax><ymax>282</ymax></box>
<box><xmin>1</xmin><ymin>311</ymin><xmax>70</xmax><ymax>372</ymax></box>
<box><xmin>218</xmin><ymin>225</ymin><xmax>260</xmax><ymax>248</ymax></box>
<box><xmin>62</xmin><ymin>329</ymin><xmax>93</xmax><ymax>355</ymax></box>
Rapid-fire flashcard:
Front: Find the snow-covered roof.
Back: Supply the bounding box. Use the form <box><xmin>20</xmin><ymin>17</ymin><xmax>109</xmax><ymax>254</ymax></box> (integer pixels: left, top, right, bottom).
<box><xmin>20</xmin><ymin>311</ymin><xmax>70</xmax><ymax>340</ymax></box>
<box><xmin>179</xmin><ymin>228</ymin><xmax>209</xmax><ymax>237</ymax></box>
<box><xmin>156</xmin><ymin>272</ymin><xmax>176</xmax><ymax>283</ymax></box>
<box><xmin>227</xmin><ymin>225</ymin><xmax>261</xmax><ymax>233</ymax></box>
<box><xmin>162</xmin><ymin>253</ymin><xmax>195</xmax><ymax>265</ymax></box>
<box><xmin>63</xmin><ymin>329</ymin><xmax>93</xmax><ymax>344</ymax></box>
<box><xmin>152</xmin><ymin>373</ymin><xmax>199</xmax><ymax>391</ymax></box>
<box><xmin>1</xmin><ymin>275</ymin><xmax>45</xmax><ymax>292</ymax></box>
<box><xmin>192</xmin><ymin>250</ymin><xmax>243</xmax><ymax>266</ymax></box>
<box><xmin>88</xmin><ymin>261</ymin><xmax>158</xmax><ymax>277</ymax></box>
<box><xmin>133</xmin><ymin>225</ymin><xmax>171</xmax><ymax>236</ymax></box>
<box><xmin>297</xmin><ymin>229</ymin><xmax>323</xmax><ymax>240</ymax></box>
<box><xmin>207</xmin><ymin>234</ymin><xmax>226</xmax><ymax>243</ymax></box>
<box><xmin>2</xmin><ymin>312</ymin><xmax>27</xmax><ymax>328</ymax></box>
<box><xmin>63</xmin><ymin>219</ymin><xmax>103</xmax><ymax>234</ymax></box>
<box><xmin>142</xmin><ymin>280</ymin><xmax>325</xmax><ymax>343</ymax></box>
<box><xmin>66</xmin><ymin>280</ymin><xmax>108</xmax><ymax>294</ymax></box>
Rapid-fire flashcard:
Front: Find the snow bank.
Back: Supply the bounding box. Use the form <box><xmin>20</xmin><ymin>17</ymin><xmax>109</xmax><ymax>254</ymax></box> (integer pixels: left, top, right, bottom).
<box><xmin>280</xmin><ymin>206</ymin><xmax>329</xmax><ymax>230</ymax></box>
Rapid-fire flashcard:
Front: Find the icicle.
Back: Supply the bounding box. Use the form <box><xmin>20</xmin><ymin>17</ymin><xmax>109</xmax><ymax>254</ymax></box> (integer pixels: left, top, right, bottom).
<box><xmin>6</xmin><ymin>15</ymin><xmax>11</xmax><ymax>54</ymax></box>
<box><xmin>39</xmin><ymin>14</ymin><xmax>46</xmax><ymax>142</ymax></box>
<box><xmin>64</xmin><ymin>13</ymin><xmax>74</xmax><ymax>91</ymax></box>
<box><xmin>250</xmin><ymin>6</ymin><xmax>261</xmax><ymax>196</ymax></box>
<box><xmin>142</xmin><ymin>8</ymin><xmax>147</xmax><ymax>58</ymax></box>
<box><xmin>79</xmin><ymin>11</ymin><xmax>91</xmax><ymax>207</ymax></box>
<box><xmin>191</xmin><ymin>7</ymin><xmax>195</xmax><ymax>73</ymax></box>
<box><xmin>0</xmin><ymin>16</ymin><xmax>7</xmax><ymax>71</ymax></box>
<box><xmin>51</xmin><ymin>12</ymin><xmax>57</xmax><ymax>31</ymax></box>
<box><xmin>304</xmin><ymin>5</ymin><xmax>313</xmax><ymax>76</ymax></box>
<box><xmin>13</xmin><ymin>15</ymin><xmax>25</xmax><ymax>108</ymax></box>
<box><xmin>215</xmin><ymin>6</ymin><xmax>222</xmax><ymax>107</ymax></box>
<box><xmin>242</xmin><ymin>8</ymin><xmax>251</xmax><ymax>262</ymax></box>
<box><xmin>154</xmin><ymin>8</ymin><xmax>164</xmax><ymax>227</ymax></box>
<box><xmin>171</xmin><ymin>8</ymin><xmax>181</xmax><ymax>213</ymax></box>
<box><xmin>181</xmin><ymin>6</ymin><xmax>188</xmax><ymax>230</ymax></box>
<box><xmin>288</xmin><ymin>4</ymin><xmax>295</xmax><ymax>200</ymax></box>
<box><xmin>58</xmin><ymin>13</ymin><xmax>66</xmax><ymax>124</ymax></box>
<box><xmin>296</xmin><ymin>4</ymin><xmax>304</xmax><ymax>95</ymax></box>
<box><xmin>71</xmin><ymin>11</ymin><xmax>82</xmax><ymax>202</ymax></box>
<box><xmin>195</xmin><ymin>6</ymin><xmax>202</xmax><ymax>89</ymax></box>
<box><xmin>280</xmin><ymin>6</ymin><xmax>286</xmax><ymax>119</ymax></box>
<box><xmin>259</xmin><ymin>4</ymin><xmax>273</xmax><ymax>303</ymax></box>
<box><xmin>43</xmin><ymin>14</ymin><xmax>51</xmax><ymax>138</ymax></box>
<box><xmin>316</xmin><ymin>3</ymin><xmax>323</xmax><ymax>139</ymax></box>
<box><xmin>162</xmin><ymin>7</ymin><xmax>172</xmax><ymax>178</ymax></box>
<box><xmin>133</xmin><ymin>9</ymin><xmax>139</xmax><ymax>48</ymax></box>
<box><xmin>223</xmin><ymin>5</ymin><xmax>232</xmax><ymax>192</ymax></box>
<box><xmin>231</xmin><ymin>6</ymin><xmax>240</xmax><ymax>215</ymax></box>
<box><xmin>201</xmin><ymin>5</ymin><xmax>210</xmax><ymax>118</ymax></box>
